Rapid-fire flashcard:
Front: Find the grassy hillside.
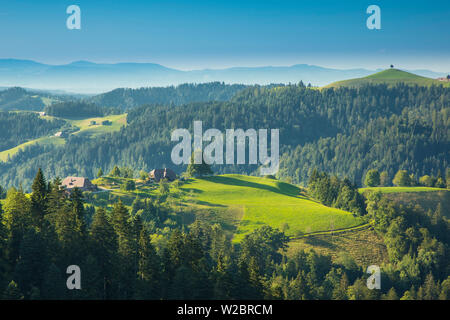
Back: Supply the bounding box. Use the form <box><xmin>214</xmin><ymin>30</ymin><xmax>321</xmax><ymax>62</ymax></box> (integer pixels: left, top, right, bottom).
<box><xmin>68</xmin><ymin>114</ymin><xmax>127</xmax><ymax>138</ymax></box>
<box><xmin>180</xmin><ymin>175</ymin><xmax>363</xmax><ymax>241</ymax></box>
<box><xmin>90</xmin><ymin>174</ymin><xmax>364</xmax><ymax>242</ymax></box>
<box><xmin>325</xmin><ymin>69</ymin><xmax>450</xmax><ymax>88</ymax></box>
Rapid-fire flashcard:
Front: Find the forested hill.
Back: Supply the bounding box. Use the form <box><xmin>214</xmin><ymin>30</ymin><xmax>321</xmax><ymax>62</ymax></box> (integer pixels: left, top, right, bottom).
<box><xmin>0</xmin><ymin>87</ymin><xmax>52</xmax><ymax>111</ymax></box>
<box><xmin>0</xmin><ymin>87</ymin><xmax>81</xmax><ymax>111</ymax></box>
<box><xmin>326</xmin><ymin>69</ymin><xmax>450</xmax><ymax>88</ymax></box>
<box><xmin>0</xmin><ymin>83</ymin><xmax>448</xmax><ymax>189</ymax></box>
<box><xmin>0</xmin><ymin>112</ymin><xmax>65</xmax><ymax>151</ymax></box>
<box><xmin>87</xmin><ymin>82</ymin><xmax>248</xmax><ymax>109</ymax></box>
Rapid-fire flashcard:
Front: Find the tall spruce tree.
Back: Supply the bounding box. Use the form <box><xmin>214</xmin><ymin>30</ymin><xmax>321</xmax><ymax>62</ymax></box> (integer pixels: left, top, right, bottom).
<box><xmin>0</xmin><ymin>203</ymin><xmax>9</xmax><ymax>286</ymax></box>
<box><xmin>46</xmin><ymin>177</ymin><xmax>65</xmax><ymax>216</ymax></box>
<box><xmin>90</xmin><ymin>207</ymin><xmax>118</xmax><ymax>299</ymax></box>
<box><xmin>30</xmin><ymin>168</ymin><xmax>48</xmax><ymax>228</ymax></box>
<box><xmin>69</xmin><ymin>187</ymin><xmax>87</xmax><ymax>235</ymax></box>
<box><xmin>111</xmin><ymin>199</ymin><xmax>135</xmax><ymax>298</ymax></box>
<box><xmin>3</xmin><ymin>187</ymin><xmax>32</xmax><ymax>267</ymax></box>
<box><xmin>13</xmin><ymin>228</ymin><xmax>47</xmax><ymax>298</ymax></box>
<box><xmin>186</xmin><ymin>151</ymin><xmax>213</xmax><ymax>177</ymax></box>
<box><xmin>136</xmin><ymin>227</ymin><xmax>160</xmax><ymax>299</ymax></box>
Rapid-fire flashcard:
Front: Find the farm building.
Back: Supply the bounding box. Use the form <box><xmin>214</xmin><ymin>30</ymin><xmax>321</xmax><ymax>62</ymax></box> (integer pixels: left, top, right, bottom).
<box><xmin>149</xmin><ymin>168</ymin><xmax>177</xmax><ymax>182</ymax></box>
<box><xmin>61</xmin><ymin>177</ymin><xmax>98</xmax><ymax>192</ymax></box>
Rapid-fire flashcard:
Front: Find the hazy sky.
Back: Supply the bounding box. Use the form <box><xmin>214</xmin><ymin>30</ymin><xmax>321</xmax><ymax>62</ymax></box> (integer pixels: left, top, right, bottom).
<box><xmin>0</xmin><ymin>0</ymin><xmax>449</xmax><ymax>71</ymax></box>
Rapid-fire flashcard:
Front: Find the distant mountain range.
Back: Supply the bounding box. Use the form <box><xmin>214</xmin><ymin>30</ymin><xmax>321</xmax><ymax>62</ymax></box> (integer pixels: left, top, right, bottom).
<box><xmin>0</xmin><ymin>59</ymin><xmax>448</xmax><ymax>93</ymax></box>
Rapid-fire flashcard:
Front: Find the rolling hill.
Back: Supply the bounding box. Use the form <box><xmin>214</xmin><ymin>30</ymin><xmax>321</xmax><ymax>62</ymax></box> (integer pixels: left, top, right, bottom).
<box><xmin>178</xmin><ymin>175</ymin><xmax>364</xmax><ymax>241</ymax></box>
<box><xmin>325</xmin><ymin>69</ymin><xmax>450</xmax><ymax>88</ymax></box>
<box><xmin>0</xmin><ymin>113</ymin><xmax>127</xmax><ymax>162</ymax></box>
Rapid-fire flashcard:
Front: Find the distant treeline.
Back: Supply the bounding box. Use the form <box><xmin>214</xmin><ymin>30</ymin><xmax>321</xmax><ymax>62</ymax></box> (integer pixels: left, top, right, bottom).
<box><xmin>44</xmin><ymin>102</ymin><xmax>120</xmax><ymax>119</ymax></box>
<box><xmin>0</xmin><ymin>87</ymin><xmax>46</xmax><ymax>111</ymax></box>
<box><xmin>88</xmin><ymin>82</ymin><xmax>248</xmax><ymax>109</ymax></box>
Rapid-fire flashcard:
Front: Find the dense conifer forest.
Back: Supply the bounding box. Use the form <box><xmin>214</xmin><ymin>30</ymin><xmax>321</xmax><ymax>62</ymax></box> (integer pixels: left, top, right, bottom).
<box><xmin>0</xmin><ymin>83</ymin><xmax>448</xmax><ymax>190</ymax></box>
<box><xmin>0</xmin><ymin>112</ymin><xmax>65</xmax><ymax>151</ymax></box>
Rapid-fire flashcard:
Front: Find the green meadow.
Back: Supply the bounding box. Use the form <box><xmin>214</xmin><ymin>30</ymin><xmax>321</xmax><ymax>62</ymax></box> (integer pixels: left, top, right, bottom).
<box><xmin>68</xmin><ymin>114</ymin><xmax>127</xmax><ymax>138</ymax></box>
<box><xmin>325</xmin><ymin>69</ymin><xmax>450</xmax><ymax>88</ymax></box>
<box><xmin>180</xmin><ymin>175</ymin><xmax>364</xmax><ymax>241</ymax></box>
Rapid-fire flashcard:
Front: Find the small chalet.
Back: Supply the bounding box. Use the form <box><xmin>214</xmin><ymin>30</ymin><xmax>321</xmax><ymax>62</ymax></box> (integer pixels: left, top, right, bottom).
<box><xmin>149</xmin><ymin>168</ymin><xmax>177</xmax><ymax>182</ymax></box>
<box><xmin>61</xmin><ymin>177</ymin><xmax>98</xmax><ymax>192</ymax></box>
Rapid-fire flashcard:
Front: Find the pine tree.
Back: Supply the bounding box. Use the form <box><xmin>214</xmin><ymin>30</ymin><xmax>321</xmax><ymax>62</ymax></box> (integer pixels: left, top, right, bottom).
<box><xmin>167</xmin><ymin>229</ymin><xmax>185</xmax><ymax>268</ymax></box>
<box><xmin>2</xmin><ymin>280</ymin><xmax>23</xmax><ymax>300</ymax></box>
<box><xmin>3</xmin><ymin>187</ymin><xmax>32</xmax><ymax>267</ymax></box>
<box><xmin>30</xmin><ymin>168</ymin><xmax>48</xmax><ymax>228</ymax></box>
<box><xmin>46</xmin><ymin>177</ymin><xmax>65</xmax><ymax>216</ymax></box>
<box><xmin>54</xmin><ymin>204</ymin><xmax>85</xmax><ymax>266</ymax></box>
<box><xmin>401</xmin><ymin>285</ymin><xmax>417</xmax><ymax>300</ymax></box>
<box><xmin>423</xmin><ymin>273</ymin><xmax>440</xmax><ymax>300</ymax></box>
<box><xmin>136</xmin><ymin>227</ymin><xmax>160</xmax><ymax>299</ymax></box>
<box><xmin>110</xmin><ymin>166</ymin><xmax>121</xmax><ymax>177</ymax></box>
<box><xmin>382</xmin><ymin>287</ymin><xmax>398</xmax><ymax>300</ymax></box>
<box><xmin>13</xmin><ymin>228</ymin><xmax>47</xmax><ymax>297</ymax></box>
<box><xmin>186</xmin><ymin>151</ymin><xmax>213</xmax><ymax>177</ymax></box>
<box><xmin>439</xmin><ymin>277</ymin><xmax>450</xmax><ymax>300</ymax></box>
<box><xmin>69</xmin><ymin>188</ymin><xmax>87</xmax><ymax>235</ymax></box>
<box><xmin>97</xmin><ymin>168</ymin><xmax>104</xmax><ymax>178</ymax></box>
<box><xmin>111</xmin><ymin>199</ymin><xmax>135</xmax><ymax>298</ymax></box>
<box><xmin>90</xmin><ymin>207</ymin><xmax>118</xmax><ymax>299</ymax></box>
<box><xmin>0</xmin><ymin>203</ymin><xmax>9</xmax><ymax>284</ymax></box>
<box><xmin>42</xmin><ymin>263</ymin><xmax>66</xmax><ymax>300</ymax></box>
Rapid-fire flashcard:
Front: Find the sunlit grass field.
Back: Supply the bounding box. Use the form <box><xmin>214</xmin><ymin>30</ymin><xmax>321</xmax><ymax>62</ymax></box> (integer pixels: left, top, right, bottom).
<box><xmin>68</xmin><ymin>114</ymin><xmax>127</xmax><ymax>138</ymax></box>
<box><xmin>180</xmin><ymin>175</ymin><xmax>363</xmax><ymax>241</ymax></box>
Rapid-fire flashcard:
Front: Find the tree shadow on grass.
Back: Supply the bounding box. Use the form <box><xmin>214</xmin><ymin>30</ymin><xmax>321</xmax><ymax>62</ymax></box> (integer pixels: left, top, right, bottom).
<box><xmin>192</xmin><ymin>200</ymin><xmax>227</xmax><ymax>207</ymax></box>
<box><xmin>200</xmin><ymin>176</ymin><xmax>306</xmax><ymax>199</ymax></box>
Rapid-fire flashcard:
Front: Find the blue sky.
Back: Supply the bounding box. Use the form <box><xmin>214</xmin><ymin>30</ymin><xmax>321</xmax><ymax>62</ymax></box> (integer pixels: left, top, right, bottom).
<box><xmin>0</xmin><ymin>0</ymin><xmax>449</xmax><ymax>71</ymax></box>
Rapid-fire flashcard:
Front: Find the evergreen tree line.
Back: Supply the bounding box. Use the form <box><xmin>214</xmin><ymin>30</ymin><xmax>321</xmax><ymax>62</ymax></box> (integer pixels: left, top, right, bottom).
<box><xmin>363</xmin><ymin>168</ymin><xmax>449</xmax><ymax>188</ymax></box>
<box><xmin>44</xmin><ymin>102</ymin><xmax>120</xmax><ymax>119</ymax></box>
<box><xmin>88</xmin><ymin>82</ymin><xmax>248</xmax><ymax>110</ymax></box>
<box><xmin>307</xmin><ymin>169</ymin><xmax>366</xmax><ymax>216</ymax></box>
<box><xmin>0</xmin><ymin>169</ymin><xmax>448</xmax><ymax>300</ymax></box>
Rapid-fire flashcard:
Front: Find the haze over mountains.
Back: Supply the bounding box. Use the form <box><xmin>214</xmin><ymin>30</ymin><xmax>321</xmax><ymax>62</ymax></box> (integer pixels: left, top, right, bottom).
<box><xmin>0</xmin><ymin>59</ymin><xmax>448</xmax><ymax>93</ymax></box>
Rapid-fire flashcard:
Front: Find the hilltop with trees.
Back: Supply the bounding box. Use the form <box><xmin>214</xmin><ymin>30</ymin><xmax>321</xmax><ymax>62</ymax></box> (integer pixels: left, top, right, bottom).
<box><xmin>0</xmin><ymin>82</ymin><xmax>448</xmax><ymax>190</ymax></box>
